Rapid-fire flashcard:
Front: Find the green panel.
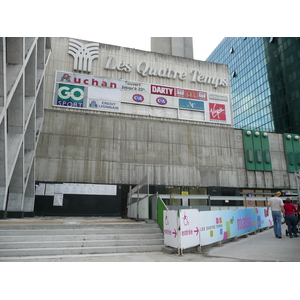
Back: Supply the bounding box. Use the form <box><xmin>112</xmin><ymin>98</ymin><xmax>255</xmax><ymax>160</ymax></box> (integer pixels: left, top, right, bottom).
<box><xmin>243</xmin><ymin>130</ymin><xmax>255</xmax><ymax>171</ymax></box>
<box><xmin>292</xmin><ymin>134</ymin><xmax>300</xmax><ymax>171</ymax></box>
<box><xmin>157</xmin><ymin>197</ymin><xmax>165</xmax><ymax>231</ymax></box>
<box><xmin>284</xmin><ymin>133</ymin><xmax>296</xmax><ymax>172</ymax></box>
<box><xmin>252</xmin><ymin>131</ymin><xmax>264</xmax><ymax>171</ymax></box>
<box><xmin>261</xmin><ymin>131</ymin><xmax>272</xmax><ymax>171</ymax></box>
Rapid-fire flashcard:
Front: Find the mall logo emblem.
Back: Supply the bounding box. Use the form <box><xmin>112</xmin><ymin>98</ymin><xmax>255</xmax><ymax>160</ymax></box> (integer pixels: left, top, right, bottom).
<box><xmin>68</xmin><ymin>39</ymin><xmax>99</xmax><ymax>73</ymax></box>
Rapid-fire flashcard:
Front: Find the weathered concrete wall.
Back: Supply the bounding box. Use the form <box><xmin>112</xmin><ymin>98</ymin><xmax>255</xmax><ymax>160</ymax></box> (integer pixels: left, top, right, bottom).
<box><xmin>35</xmin><ymin>109</ymin><xmax>296</xmax><ymax>190</ymax></box>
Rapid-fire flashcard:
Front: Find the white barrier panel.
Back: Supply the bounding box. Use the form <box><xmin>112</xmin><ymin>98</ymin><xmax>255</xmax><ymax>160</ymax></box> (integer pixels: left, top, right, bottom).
<box><xmin>163</xmin><ymin>207</ymin><xmax>273</xmax><ymax>251</ymax></box>
<box><xmin>164</xmin><ymin>209</ymin><xmax>200</xmax><ymax>252</ymax></box>
<box><xmin>179</xmin><ymin>209</ymin><xmax>200</xmax><ymax>250</ymax></box>
<box><xmin>163</xmin><ymin>210</ymin><xmax>179</xmax><ymax>249</ymax></box>
<box><xmin>138</xmin><ymin>197</ymin><xmax>149</xmax><ymax>219</ymax></box>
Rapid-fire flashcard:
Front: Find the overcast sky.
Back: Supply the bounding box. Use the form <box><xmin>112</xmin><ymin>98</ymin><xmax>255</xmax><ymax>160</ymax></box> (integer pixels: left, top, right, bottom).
<box><xmin>4</xmin><ymin>1</ymin><xmax>294</xmax><ymax>63</ymax></box>
<box><xmin>70</xmin><ymin>36</ymin><xmax>224</xmax><ymax>61</ymax></box>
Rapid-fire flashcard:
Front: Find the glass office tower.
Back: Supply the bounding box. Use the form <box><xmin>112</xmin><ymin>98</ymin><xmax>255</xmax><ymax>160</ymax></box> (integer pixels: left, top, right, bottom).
<box><xmin>207</xmin><ymin>37</ymin><xmax>300</xmax><ymax>134</ymax></box>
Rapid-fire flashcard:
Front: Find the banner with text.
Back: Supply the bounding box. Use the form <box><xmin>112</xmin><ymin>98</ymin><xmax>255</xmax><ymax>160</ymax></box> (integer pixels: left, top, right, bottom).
<box><xmin>53</xmin><ymin>71</ymin><xmax>231</xmax><ymax>124</ymax></box>
<box><xmin>163</xmin><ymin>208</ymin><xmax>273</xmax><ymax>250</ymax></box>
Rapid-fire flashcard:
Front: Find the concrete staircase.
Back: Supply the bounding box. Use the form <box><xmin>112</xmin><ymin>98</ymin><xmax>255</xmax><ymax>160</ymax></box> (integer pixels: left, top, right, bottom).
<box><xmin>0</xmin><ymin>218</ymin><xmax>164</xmax><ymax>258</ymax></box>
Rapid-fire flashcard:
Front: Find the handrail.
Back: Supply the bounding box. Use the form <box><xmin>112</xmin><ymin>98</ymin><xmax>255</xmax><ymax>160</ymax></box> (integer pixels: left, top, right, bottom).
<box><xmin>158</xmin><ymin>195</ymin><xmax>169</xmax><ymax>210</ymax></box>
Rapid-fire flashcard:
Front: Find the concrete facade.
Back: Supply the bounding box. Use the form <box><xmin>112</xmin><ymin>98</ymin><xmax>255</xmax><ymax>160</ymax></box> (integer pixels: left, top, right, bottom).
<box><xmin>37</xmin><ymin>37</ymin><xmax>234</xmax><ymax>185</ymax></box>
<box><xmin>33</xmin><ymin>37</ymin><xmax>298</xmax><ymax>216</ymax></box>
<box><xmin>0</xmin><ymin>38</ymin><xmax>51</xmax><ymax>218</ymax></box>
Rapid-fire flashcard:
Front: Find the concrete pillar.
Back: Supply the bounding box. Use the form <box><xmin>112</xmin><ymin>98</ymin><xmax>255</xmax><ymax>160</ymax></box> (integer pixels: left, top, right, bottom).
<box><xmin>151</xmin><ymin>37</ymin><xmax>193</xmax><ymax>59</ymax></box>
<box><xmin>7</xmin><ymin>147</ymin><xmax>24</xmax><ymax>218</ymax></box>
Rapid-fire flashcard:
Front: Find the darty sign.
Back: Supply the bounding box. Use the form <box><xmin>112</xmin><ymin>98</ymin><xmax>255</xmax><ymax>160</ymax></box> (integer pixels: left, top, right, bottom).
<box><xmin>104</xmin><ymin>56</ymin><xmax>228</xmax><ymax>89</ymax></box>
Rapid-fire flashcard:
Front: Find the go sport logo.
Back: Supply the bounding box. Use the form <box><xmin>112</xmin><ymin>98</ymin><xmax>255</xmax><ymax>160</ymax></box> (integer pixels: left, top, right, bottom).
<box><xmin>56</xmin><ymin>84</ymin><xmax>85</xmax><ymax>107</ymax></box>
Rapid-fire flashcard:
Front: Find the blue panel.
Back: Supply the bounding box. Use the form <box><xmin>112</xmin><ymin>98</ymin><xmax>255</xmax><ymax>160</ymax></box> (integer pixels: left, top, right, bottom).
<box><xmin>179</xmin><ymin>99</ymin><xmax>204</xmax><ymax>111</ymax></box>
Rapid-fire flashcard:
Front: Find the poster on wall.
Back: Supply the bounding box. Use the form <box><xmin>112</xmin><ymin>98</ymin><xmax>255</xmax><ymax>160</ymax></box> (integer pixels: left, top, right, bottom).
<box><xmin>179</xmin><ymin>99</ymin><xmax>204</xmax><ymax>111</ymax></box>
<box><xmin>88</xmin><ymin>99</ymin><xmax>120</xmax><ymax>112</ymax></box>
<box><xmin>176</xmin><ymin>88</ymin><xmax>207</xmax><ymax>101</ymax></box>
<box><xmin>204</xmin><ymin>101</ymin><xmax>231</xmax><ymax>124</ymax></box>
<box><xmin>54</xmin><ymin>83</ymin><xmax>87</xmax><ymax>108</ymax></box>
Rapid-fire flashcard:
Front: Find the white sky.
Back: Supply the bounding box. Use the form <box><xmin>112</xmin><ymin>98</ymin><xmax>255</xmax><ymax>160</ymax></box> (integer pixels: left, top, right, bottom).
<box><xmin>69</xmin><ymin>35</ymin><xmax>224</xmax><ymax>61</ymax></box>
<box><xmin>3</xmin><ymin>2</ymin><xmax>296</xmax><ymax>62</ymax></box>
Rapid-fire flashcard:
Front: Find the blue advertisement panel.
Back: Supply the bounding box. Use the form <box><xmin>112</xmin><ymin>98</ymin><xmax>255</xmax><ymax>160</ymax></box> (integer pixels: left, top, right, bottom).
<box><xmin>179</xmin><ymin>98</ymin><xmax>204</xmax><ymax>111</ymax></box>
<box><xmin>199</xmin><ymin>208</ymin><xmax>273</xmax><ymax>246</ymax></box>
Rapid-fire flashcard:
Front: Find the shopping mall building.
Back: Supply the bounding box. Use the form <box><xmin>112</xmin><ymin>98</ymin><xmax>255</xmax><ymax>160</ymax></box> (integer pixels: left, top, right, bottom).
<box><xmin>1</xmin><ymin>37</ymin><xmax>299</xmax><ymax>218</ymax></box>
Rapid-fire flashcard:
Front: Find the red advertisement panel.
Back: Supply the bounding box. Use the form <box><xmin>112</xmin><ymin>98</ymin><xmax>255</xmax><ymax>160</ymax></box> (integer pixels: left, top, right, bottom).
<box><xmin>151</xmin><ymin>84</ymin><xmax>175</xmax><ymax>96</ymax></box>
<box><xmin>209</xmin><ymin>103</ymin><xmax>226</xmax><ymax>121</ymax></box>
<box><xmin>176</xmin><ymin>88</ymin><xmax>207</xmax><ymax>101</ymax></box>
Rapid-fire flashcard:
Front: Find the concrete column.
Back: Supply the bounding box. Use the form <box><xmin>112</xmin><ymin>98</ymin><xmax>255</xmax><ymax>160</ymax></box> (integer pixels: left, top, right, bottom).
<box><xmin>151</xmin><ymin>37</ymin><xmax>193</xmax><ymax>59</ymax></box>
<box><xmin>7</xmin><ymin>147</ymin><xmax>24</xmax><ymax>218</ymax></box>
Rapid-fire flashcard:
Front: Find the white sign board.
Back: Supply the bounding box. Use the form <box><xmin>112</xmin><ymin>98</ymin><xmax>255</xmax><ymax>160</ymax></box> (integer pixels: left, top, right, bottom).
<box><xmin>179</xmin><ymin>209</ymin><xmax>200</xmax><ymax>250</ymax></box>
<box><xmin>53</xmin><ymin>194</ymin><xmax>63</xmax><ymax>206</ymax></box>
<box><xmin>163</xmin><ymin>210</ymin><xmax>179</xmax><ymax>249</ymax></box>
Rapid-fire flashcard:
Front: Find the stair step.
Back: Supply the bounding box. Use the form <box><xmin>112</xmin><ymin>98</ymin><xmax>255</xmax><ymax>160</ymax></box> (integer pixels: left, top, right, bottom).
<box><xmin>0</xmin><ymin>238</ymin><xmax>164</xmax><ymax>249</ymax></box>
<box><xmin>0</xmin><ymin>228</ymin><xmax>162</xmax><ymax>236</ymax></box>
<box><xmin>0</xmin><ymin>244</ymin><xmax>164</xmax><ymax>257</ymax></box>
<box><xmin>0</xmin><ymin>233</ymin><xmax>163</xmax><ymax>242</ymax></box>
<box><xmin>0</xmin><ymin>219</ymin><xmax>164</xmax><ymax>258</ymax></box>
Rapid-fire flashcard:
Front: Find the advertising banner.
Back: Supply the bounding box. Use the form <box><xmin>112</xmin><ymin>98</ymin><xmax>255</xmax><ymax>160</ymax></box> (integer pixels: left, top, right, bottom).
<box><xmin>179</xmin><ymin>99</ymin><xmax>205</xmax><ymax>111</ymax></box>
<box><xmin>176</xmin><ymin>88</ymin><xmax>207</xmax><ymax>101</ymax></box>
<box><xmin>56</xmin><ymin>71</ymin><xmax>123</xmax><ymax>89</ymax></box>
<box><xmin>204</xmin><ymin>102</ymin><xmax>231</xmax><ymax>124</ymax></box>
<box><xmin>121</xmin><ymin>91</ymin><xmax>150</xmax><ymax>104</ymax></box>
<box><xmin>209</xmin><ymin>102</ymin><xmax>227</xmax><ymax>122</ymax></box>
<box><xmin>120</xmin><ymin>81</ymin><xmax>149</xmax><ymax>93</ymax></box>
<box><xmin>150</xmin><ymin>84</ymin><xmax>175</xmax><ymax>97</ymax></box>
<box><xmin>53</xmin><ymin>71</ymin><xmax>231</xmax><ymax>125</ymax></box>
<box><xmin>88</xmin><ymin>86</ymin><xmax>120</xmax><ymax>101</ymax></box>
<box><xmin>55</xmin><ymin>83</ymin><xmax>86</xmax><ymax>108</ymax></box>
<box><xmin>208</xmin><ymin>92</ymin><xmax>229</xmax><ymax>102</ymax></box>
<box><xmin>163</xmin><ymin>207</ymin><xmax>273</xmax><ymax>251</ymax></box>
<box><xmin>88</xmin><ymin>99</ymin><xmax>120</xmax><ymax>112</ymax></box>
<box><xmin>199</xmin><ymin>208</ymin><xmax>273</xmax><ymax>246</ymax></box>
<box><xmin>150</xmin><ymin>95</ymin><xmax>178</xmax><ymax>108</ymax></box>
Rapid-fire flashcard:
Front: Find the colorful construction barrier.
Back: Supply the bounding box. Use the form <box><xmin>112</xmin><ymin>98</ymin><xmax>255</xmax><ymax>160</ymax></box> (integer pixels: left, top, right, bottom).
<box><xmin>163</xmin><ymin>207</ymin><xmax>273</xmax><ymax>253</ymax></box>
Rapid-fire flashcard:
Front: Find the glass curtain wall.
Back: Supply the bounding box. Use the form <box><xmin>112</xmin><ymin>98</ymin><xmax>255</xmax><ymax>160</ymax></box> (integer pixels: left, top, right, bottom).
<box><xmin>207</xmin><ymin>37</ymin><xmax>274</xmax><ymax>132</ymax></box>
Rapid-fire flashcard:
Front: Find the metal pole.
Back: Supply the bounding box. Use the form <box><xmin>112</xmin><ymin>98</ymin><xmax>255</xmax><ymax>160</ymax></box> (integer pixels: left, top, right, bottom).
<box><xmin>295</xmin><ymin>170</ymin><xmax>300</xmax><ymax>201</ymax></box>
<box><xmin>136</xmin><ymin>187</ymin><xmax>139</xmax><ymax>221</ymax></box>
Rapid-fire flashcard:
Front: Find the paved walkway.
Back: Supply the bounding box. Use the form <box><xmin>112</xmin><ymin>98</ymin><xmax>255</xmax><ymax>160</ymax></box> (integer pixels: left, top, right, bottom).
<box><xmin>0</xmin><ymin>217</ymin><xmax>299</xmax><ymax>262</ymax></box>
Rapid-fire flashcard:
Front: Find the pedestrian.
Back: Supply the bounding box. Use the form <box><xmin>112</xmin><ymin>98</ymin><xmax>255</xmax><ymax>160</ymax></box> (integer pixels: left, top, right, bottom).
<box><xmin>267</xmin><ymin>192</ymin><xmax>284</xmax><ymax>238</ymax></box>
<box><xmin>283</xmin><ymin>197</ymin><xmax>298</xmax><ymax>238</ymax></box>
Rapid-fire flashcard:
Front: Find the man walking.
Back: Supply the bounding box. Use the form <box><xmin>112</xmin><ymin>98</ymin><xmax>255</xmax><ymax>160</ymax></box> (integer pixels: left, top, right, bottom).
<box><xmin>267</xmin><ymin>192</ymin><xmax>284</xmax><ymax>238</ymax></box>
